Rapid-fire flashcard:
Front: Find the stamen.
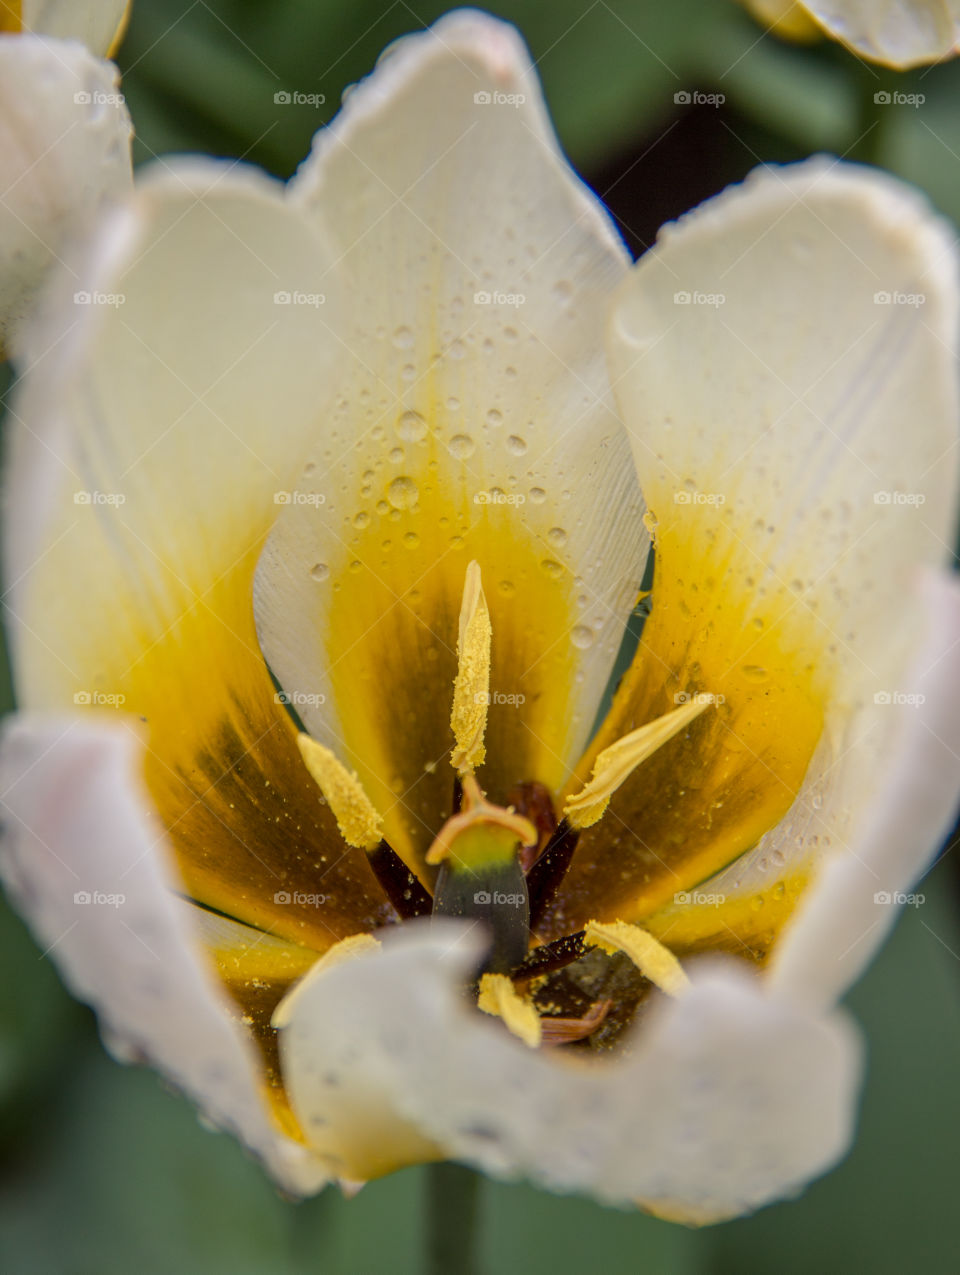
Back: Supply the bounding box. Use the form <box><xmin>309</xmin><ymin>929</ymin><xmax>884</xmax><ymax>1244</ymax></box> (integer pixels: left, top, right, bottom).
<box><xmin>540</xmin><ymin>1000</ymin><xmax>613</xmax><ymax>1047</ymax></box>
<box><xmin>450</xmin><ymin>560</ymin><xmax>492</xmax><ymax>775</ymax></box>
<box><xmin>297</xmin><ymin>734</ymin><xmax>383</xmax><ymax>850</ymax></box>
<box><xmin>477</xmin><ymin>972</ymin><xmax>542</xmax><ymax>1048</ymax></box>
<box><xmin>271</xmin><ymin>932</ymin><xmax>381</xmax><ymax>1029</ymax></box>
<box><xmin>564</xmin><ymin>697</ymin><xmax>716</xmax><ymax>829</ymax></box>
<box><xmin>583</xmin><ymin>920</ymin><xmax>689</xmax><ymax>998</ymax></box>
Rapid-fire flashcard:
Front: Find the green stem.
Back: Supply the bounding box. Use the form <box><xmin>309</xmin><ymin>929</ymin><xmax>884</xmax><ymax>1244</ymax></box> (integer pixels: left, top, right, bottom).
<box><xmin>425</xmin><ymin>1162</ymin><xmax>482</xmax><ymax>1275</ymax></box>
<box><xmin>849</xmin><ymin>64</ymin><xmax>897</xmax><ymax>167</ymax></box>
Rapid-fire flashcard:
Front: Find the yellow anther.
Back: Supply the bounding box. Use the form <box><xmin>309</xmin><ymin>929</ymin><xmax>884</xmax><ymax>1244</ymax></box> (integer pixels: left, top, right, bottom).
<box><xmin>271</xmin><ymin>932</ymin><xmax>381</xmax><ymax>1029</ymax></box>
<box><xmin>583</xmin><ymin>920</ymin><xmax>690</xmax><ymax>998</ymax></box>
<box><xmin>477</xmin><ymin>972</ymin><xmax>542</xmax><ymax>1049</ymax></box>
<box><xmin>297</xmin><ymin>734</ymin><xmax>383</xmax><ymax>850</ymax></box>
<box><xmin>564</xmin><ymin>696</ymin><xmax>715</xmax><ymax>828</ymax></box>
<box><xmin>450</xmin><ymin>560</ymin><xmax>492</xmax><ymax>775</ymax></box>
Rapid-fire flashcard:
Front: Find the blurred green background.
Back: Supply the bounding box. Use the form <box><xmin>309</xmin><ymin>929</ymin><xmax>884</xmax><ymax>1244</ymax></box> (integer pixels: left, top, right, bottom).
<box><xmin>2</xmin><ymin>1</ymin><xmax>959</xmax><ymax>1272</ymax></box>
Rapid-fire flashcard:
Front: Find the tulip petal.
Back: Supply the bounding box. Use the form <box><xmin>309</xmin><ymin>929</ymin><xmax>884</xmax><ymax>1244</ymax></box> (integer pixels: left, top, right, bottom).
<box><xmin>0</xmin><ymin>712</ymin><xmax>329</xmax><ymax>1193</ymax></box>
<box><xmin>277</xmin><ymin>920</ymin><xmax>861</xmax><ymax>1219</ymax></box>
<box><xmin>546</xmin><ymin>159</ymin><xmax>959</xmax><ymax>939</ymax></box>
<box><xmin>769</xmin><ymin>567</ymin><xmax>960</xmax><ymax>1003</ymax></box>
<box><xmin>4</xmin><ymin>162</ymin><xmax>391</xmax><ymax>944</ymax></box>
<box><xmin>0</xmin><ymin>35</ymin><xmax>131</xmax><ymax>354</ymax></box>
<box><xmin>801</xmin><ymin>0</ymin><xmax>960</xmax><ymax>68</ymax></box>
<box><xmin>254</xmin><ymin>11</ymin><xmax>647</xmax><ymax>873</ymax></box>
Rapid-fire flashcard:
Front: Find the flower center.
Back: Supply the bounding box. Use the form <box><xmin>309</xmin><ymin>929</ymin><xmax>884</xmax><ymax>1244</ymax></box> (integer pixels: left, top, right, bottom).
<box><xmin>296</xmin><ymin>562</ymin><xmax>712</xmax><ymax>1048</ymax></box>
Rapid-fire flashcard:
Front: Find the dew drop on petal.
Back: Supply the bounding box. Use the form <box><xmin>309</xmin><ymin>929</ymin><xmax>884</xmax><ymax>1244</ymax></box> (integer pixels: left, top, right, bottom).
<box><xmin>392</xmin><ymin>326</ymin><xmax>414</xmax><ymax>350</ymax></box>
<box><xmin>388</xmin><ymin>476</ymin><xmax>418</xmax><ymax>510</ymax></box>
<box><xmin>540</xmin><ymin>559</ymin><xmax>563</xmax><ymax>579</ymax></box>
<box><xmin>396</xmin><ymin>410</ymin><xmax>428</xmax><ymax>442</ymax></box>
<box><xmin>506</xmin><ymin>435</ymin><xmax>527</xmax><ymax>456</ymax></box>
<box><xmin>352</xmin><ymin>511</ymin><xmax>370</xmax><ymax>530</ymax></box>
<box><xmin>547</xmin><ymin>526</ymin><xmax>568</xmax><ymax>548</ymax></box>
<box><xmin>486</xmin><ymin>408</ymin><xmax>503</xmax><ymax>428</ymax></box>
<box><xmin>389</xmin><ymin>447</ymin><xmax>405</xmax><ymax>464</ymax></box>
<box><xmin>403</xmin><ymin>531</ymin><xmax>420</xmax><ymax>549</ymax></box>
<box><xmin>570</xmin><ymin>625</ymin><xmax>595</xmax><ymax>649</ymax></box>
<box><xmin>448</xmin><ymin>433</ymin><xmax>476</xmax><ymax>459</ymax></box>
<box><xmin>310</xmin><ymin>563</ymin><xmax>329</xmax><ymax>582</ymax></box>
<box><xmin>529</xmin><ymin>487</ymin><xmax>546</xmax><ymax>504</ymax></box>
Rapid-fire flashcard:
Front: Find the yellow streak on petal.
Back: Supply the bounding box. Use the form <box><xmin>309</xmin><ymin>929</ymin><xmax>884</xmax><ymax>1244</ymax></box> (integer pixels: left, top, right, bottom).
<box><xmin>583</xmin><ymin>920</ymin><xmax>690</xmax><ymax>997</ymax></box>
<box><xmin>743</xmin><ymin>0</ymin><xmax>822</xmax><ymax>44</ymax></box>
<box><xmin>564</xmin><ymin>697</ymin><xmax>714</xmax><ymax>828</ymax></box>
<box><xmin>450</xmin><ymin>560</ymin><xmax>492</xmax><ymax>774</ymax></box>
<box><xmin>477</xmin><ymin>972</ymin><xmax>542</xmax><ymax>1048</ymax></box>
<box><xmin>272</xmin><ymin>932</ymin><xmax>382</xmax><ymax>1030</ymax></box>
<box><xmin>297</xmin><ymin>734</ymin><xmax>383</xmax><ymax>850</ymax></box>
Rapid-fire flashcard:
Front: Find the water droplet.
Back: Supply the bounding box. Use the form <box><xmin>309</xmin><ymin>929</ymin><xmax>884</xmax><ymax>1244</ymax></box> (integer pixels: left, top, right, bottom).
<box><xmin>547</xmin><ymin>526</ymin><xmax>568</xmax><ymax>548</ymax></box>
<box><xmin>498</xmin><ymin>580</ymin><xmax>515</xmax><ymax>596</ymax></box>
<box><xmin>389</xmin><ymin>446</ymin><xmax>405</xmax><ymax>464</ymax></box>
<box><xmin>749</xmin><ymin>895</ymin><xmax>764</xmax><ymax>912</ymax></box>
<box><xmin>485</xmin><ymin>408</ymin><xmax>503</xmax><ymax>428</ymax></box>
<box><xmin>392</xmin><ymin>326</ymin><xmax>414</xmax><ymax>349</ymax></box>
<box><xmin>529</xmin><ymin>487</ymin><xmax>546</xmax><ymax>504</ymax></box>
<box><xmin>552</xmin><ymin>279</ymin><xmax>573</xmax><ymax>302</ymax></box>
<box><xmin>349</xmin><ymin>559</ymin><xmax>362</xmax><ymax>573</ymax></box>
<box><xmin>403</xmin><ymin>531</ymin><xmax>420</xmax><ymax>548</ymax></box>
<box><xmin>540</xmin><ymin>559</ymin><xmax>563</xmax><ymax>579</ymax></box>
<box><xmin>376</xmin><ymin>499</ymin><xmax>389</xmax><ymax>516</ymax></box>
<box><xmin>570</xmin><ymin>625</ymin><xmax>595</xmax><ymax>649</ymax></box>
<box><xmin>396</xmin><ymin>410</ymin><xmax>428</xmax><ymax>442</ymax></box>
<box><xmin>505</xmin><ymin>365</ymin><xmax>518</xmax><ymax>381</ymax></box>
<box><xmin>448</xmin><ymin>339</ymin><xmax>466</xmax><ymax>360</ymax></box>
<box><xmin>448</xmin><ymin>433</ymin><xmax>476</xmax><ymax>459</ymax></box>
<box><xmin>401</xmin><ymin>363</ymin><xmax>416</xmax><ymax>383</ymax></box>
<box><xmin>446</xmin><ymin>396</ymin><xmax>461</xmax><ymax>412</ymax></box>
<box><xmin>503</xmin><ymin>326</ymin><xmax>518</xmax><ymax>343</ymax></box>
<box><xmin>310</xmin><ymin>563</ymin><xmax>329</xmax><ymax>582</ymax></box>
<box><xmin>387</xmin><ymin>476</ymin><xmax>418</xmax><ymax>510</ymax></box>
<box><xmin>773</xmin><ymin>882</ymin><xmax>785</xmax><ymax>900</ymax></box>
<box><xmin>352</xmin><ymin>511</ymin><xmax>370</xmax><ymax>530</ymax></box>
<box><xmin>506</xmin><ymin>434</ymin><xmax>527</xmax><ymax>456</ymax></box>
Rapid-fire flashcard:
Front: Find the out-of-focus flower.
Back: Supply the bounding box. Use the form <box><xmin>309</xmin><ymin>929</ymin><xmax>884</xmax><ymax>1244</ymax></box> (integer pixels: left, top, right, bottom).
<box><xmin>0</xmin><ymin>4</ymin><xmax>132</xmax><ymax>352</ymax></box>
<box><xmin>1</xmin><ymin>10</ymin><xmax>958</xmax><ymax>1223</ymax></box>
<box><xmin>745</xmin><ymin>0</ymin><xmax>960</xmax><ymax>68</ymax></box>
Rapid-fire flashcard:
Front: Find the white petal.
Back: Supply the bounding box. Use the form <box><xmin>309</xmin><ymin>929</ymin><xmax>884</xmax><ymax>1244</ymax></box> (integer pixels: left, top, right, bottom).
<box><xmin>5</xmin><ymin>158</ymin><xmax>341</xmax><ymax>710</ymax></box>
<box><xmin>278</xmin><ymin>920</ymin><xmax>861</xmax><ymax>1220</ymax></box>
<box><xmin>802</xmin><ymin>0</ymin><xmax>960</xmax><ymax>68</ymax></box>
<box><xmin>0</xmin><ymin>35</ymin><xmax>131</xmax><ymax>353</ymax></box>
<box><xmin>569</xmin><ymin>159</ymin><xmax>960</xmax><ymax>933</ymax></box>
<box><xmin>254</xmin><ymin>11</ymin><xmax>646</xmax><ymax>860</ymax></box>
<box><xmin>769</xmin><ymin>568</ymin><xmax>960</xmax><ymax>1006</ymax></box>
<box><xmin>0</xmin><ymin>712</ymin><xmax>328</xmax><ymax>1194</ymax></box>
<box><xmin>21</xmin><ymin>1</ymin><xmax>130</xmax><ymax>56</ymax></box>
